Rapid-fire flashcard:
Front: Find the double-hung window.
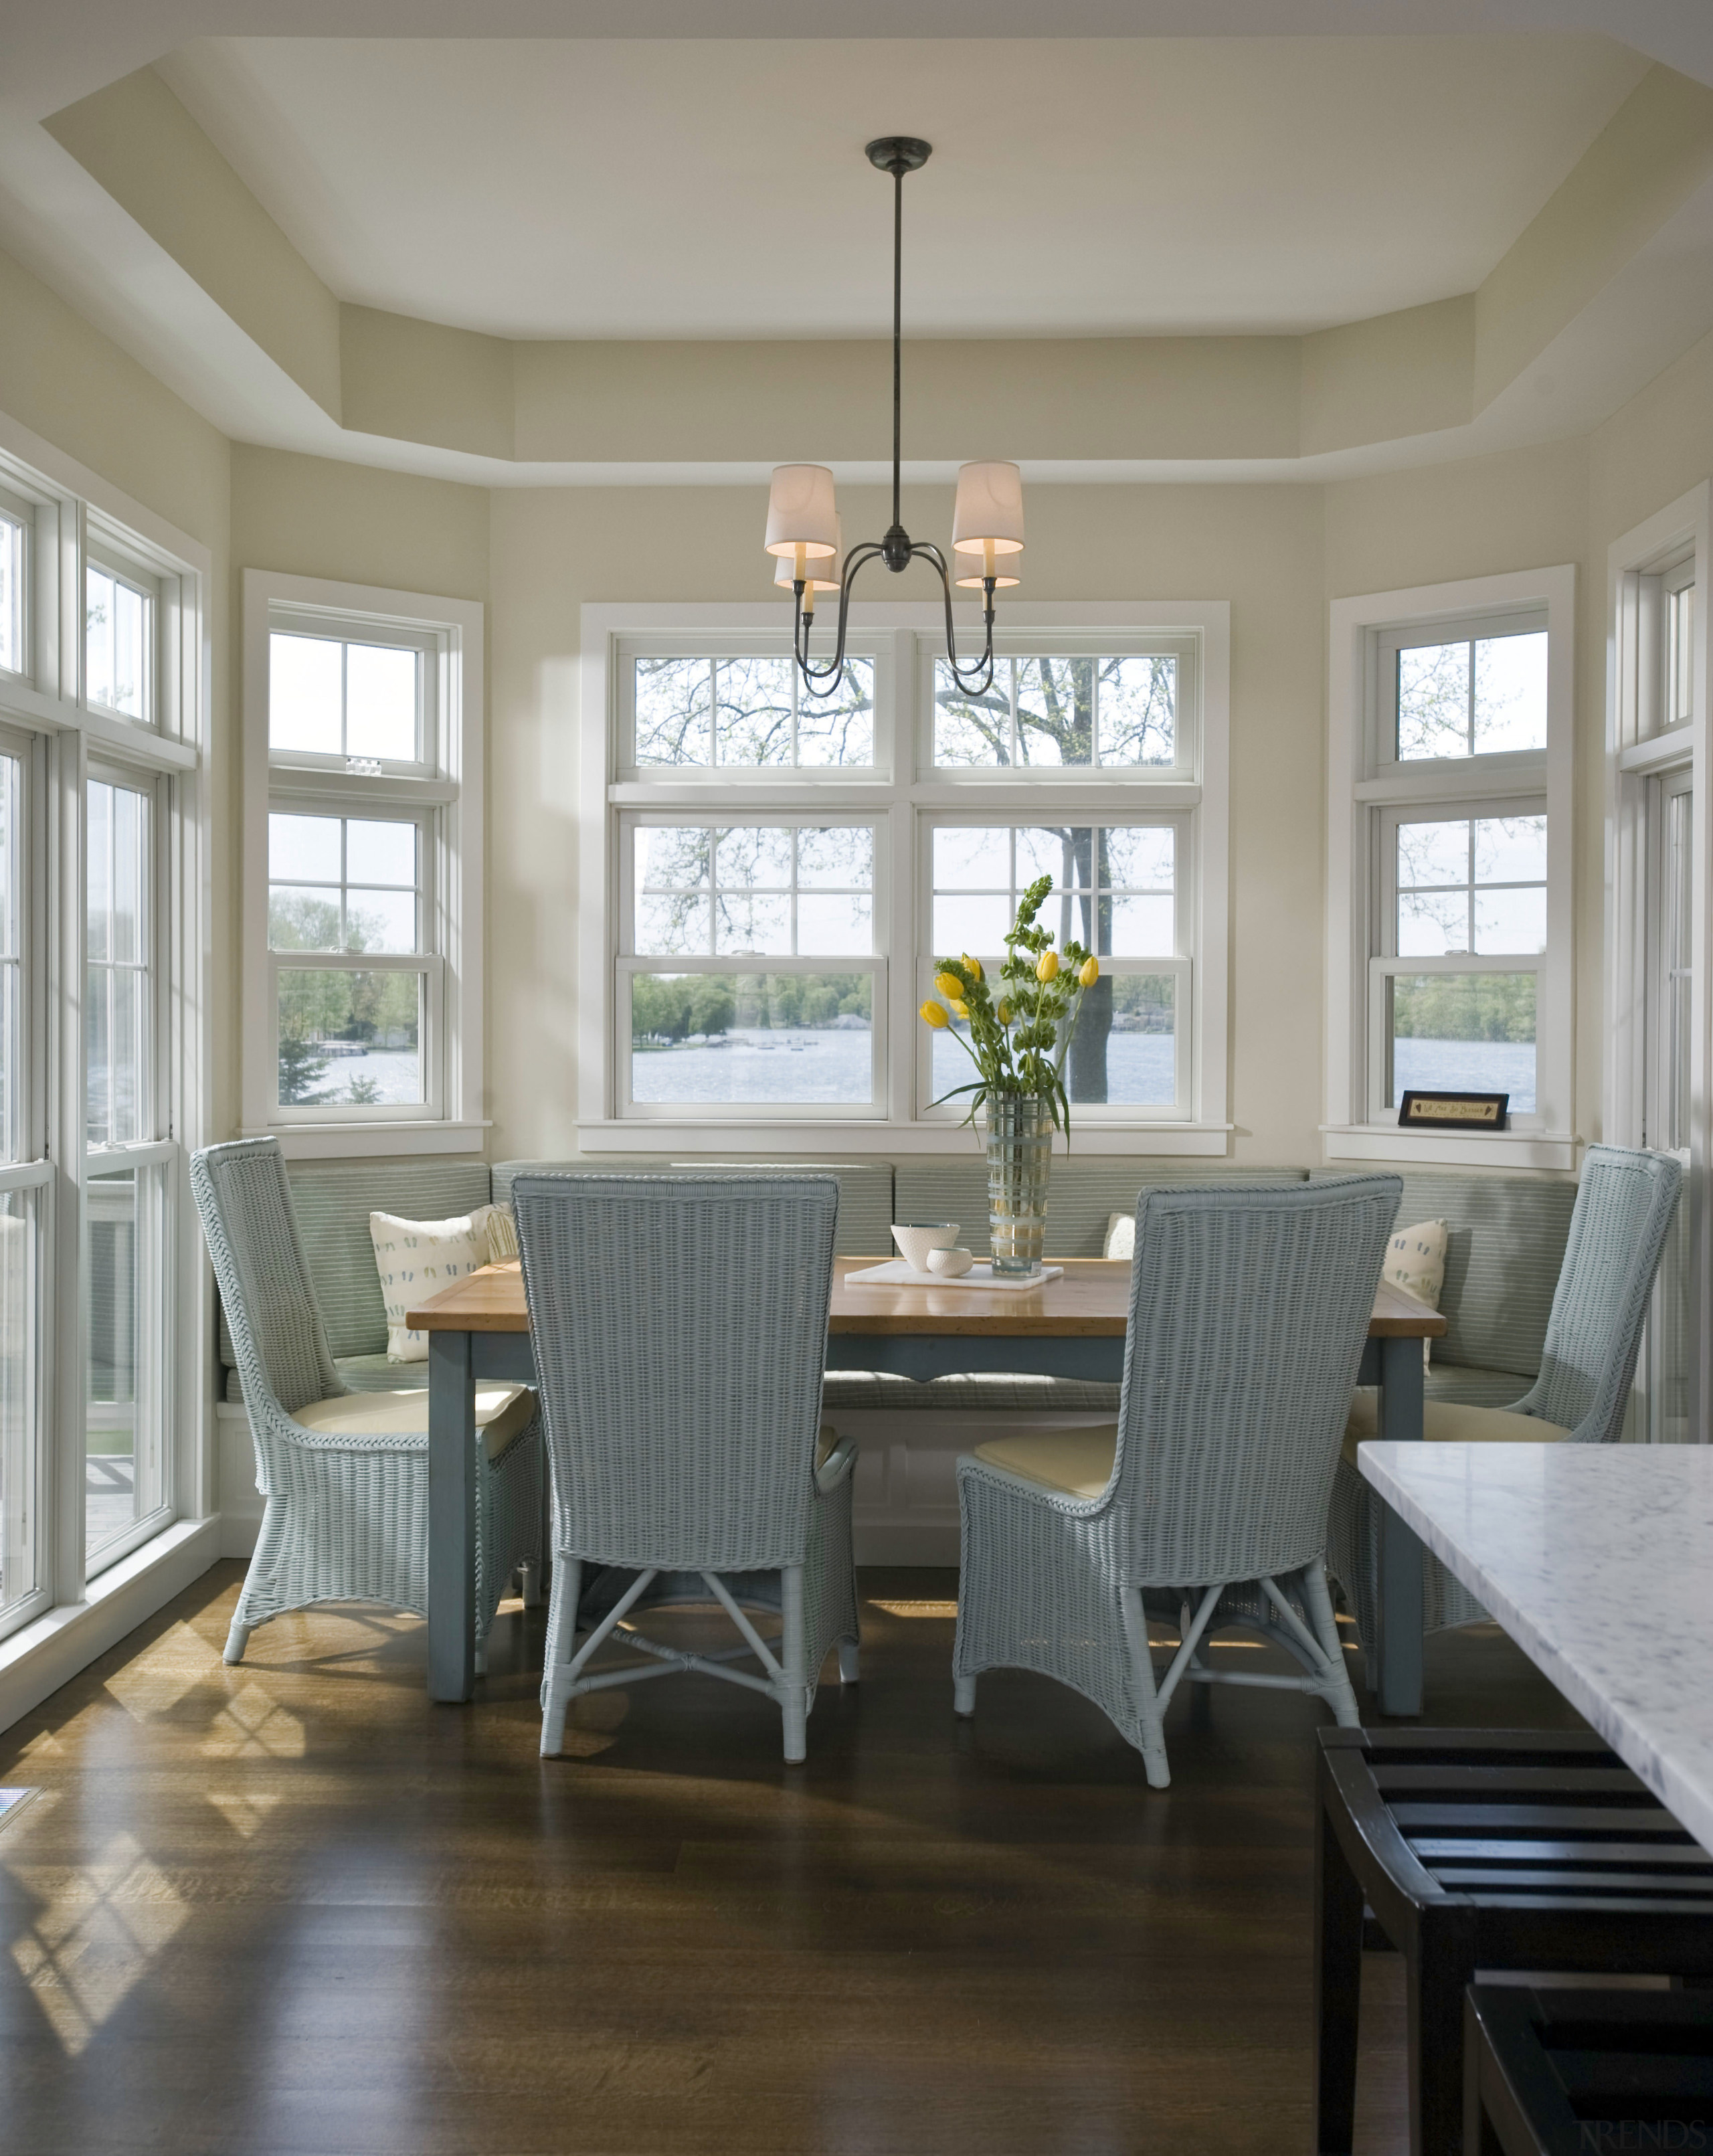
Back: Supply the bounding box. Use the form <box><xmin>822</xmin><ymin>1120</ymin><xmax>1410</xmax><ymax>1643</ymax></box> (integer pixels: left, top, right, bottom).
<box><xmin>585</xmin><ymin>605</ymin><xmax>1229</xmax><ymax>1149</ymax></box>
<box><xmin>1608</xmin><ymin>488</ymin><xmax>1707</xmax><ymax>1444</ymax></box>
<box><xmin>242</xmin><ymin>573</ymin><xmax>484</xmax><ymax>1154</ymax></box>
<box><xmin>0</xmin><ymin>423</ymin><xmax>207</xmax><ymax>1654</ymax></box>
<box><xmin>1327</xmin><ymin>569</ymin><xmax>1574</xmax><ymax>1169</ymax></box>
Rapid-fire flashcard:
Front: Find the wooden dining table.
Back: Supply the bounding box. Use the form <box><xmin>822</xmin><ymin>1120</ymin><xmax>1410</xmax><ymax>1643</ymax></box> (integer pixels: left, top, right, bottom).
<box><xmin>407</xmin><ymin>1257</ymin><xmax>1445</xmax><ymax>1710</ymax></box>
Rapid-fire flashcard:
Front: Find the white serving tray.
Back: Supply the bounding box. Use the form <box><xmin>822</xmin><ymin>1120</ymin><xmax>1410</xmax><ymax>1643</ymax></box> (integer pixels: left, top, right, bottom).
<box><xmin>844</xmin><ymin>1259</ymin><xmax>1065</xmax><ymax>1292</ymax></box>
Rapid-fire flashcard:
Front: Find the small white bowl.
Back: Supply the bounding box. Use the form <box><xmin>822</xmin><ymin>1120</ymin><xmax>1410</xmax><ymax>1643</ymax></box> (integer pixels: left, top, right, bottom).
<box><xmin>926</xmin><ymin>1246</ymin><xmax>974</xmax><ymax>1278</ymax></box>
<box><xmin>892</xmin><ymin>1221</ymin><xmax>960</xmax><ymax>1272</ymax></box>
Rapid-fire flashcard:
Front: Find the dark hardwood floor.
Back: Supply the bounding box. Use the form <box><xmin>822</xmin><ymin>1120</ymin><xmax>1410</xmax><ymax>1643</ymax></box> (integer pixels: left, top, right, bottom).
<box><xmin>0</xmin><ymin>1562</ymin><xmax>1587</xmax><ymax>2156</ymax></box>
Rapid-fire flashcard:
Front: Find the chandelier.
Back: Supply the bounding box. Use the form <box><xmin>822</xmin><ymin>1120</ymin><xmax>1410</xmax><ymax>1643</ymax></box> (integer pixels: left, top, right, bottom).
<box><xmin>763</xmin><ymin>137</ymin><xmax>1024</xmax><ymax>699</ymax></box>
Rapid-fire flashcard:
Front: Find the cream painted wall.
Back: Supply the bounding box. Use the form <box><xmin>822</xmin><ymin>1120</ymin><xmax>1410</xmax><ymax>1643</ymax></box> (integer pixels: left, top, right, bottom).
<box><xmin>486</xmin><ymin>478</ymin><xmax>1327</xmax><ymax>1166</ymax></box>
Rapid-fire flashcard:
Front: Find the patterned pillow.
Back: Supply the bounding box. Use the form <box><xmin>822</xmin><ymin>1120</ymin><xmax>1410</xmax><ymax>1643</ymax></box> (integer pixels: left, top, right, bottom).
<box><xmin>1384</xmin><ymin>1217</ymin><xmax>1450</xmax><ymax>1370</ymax></box>
<box><xmin>369</xmin><ymin>1206</ymin><xmax>513</xmax><ymax>1363</ymax></box>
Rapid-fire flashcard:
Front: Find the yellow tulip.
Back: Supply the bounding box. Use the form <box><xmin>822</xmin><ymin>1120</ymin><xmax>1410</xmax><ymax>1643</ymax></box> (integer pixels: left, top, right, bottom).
<box><xmin>933</xmin><ymin>971</ymin><xmax>964</xmax><ymax>1001</ymax></box>
<box><xmin>963</xmin><ymin>954</ymin><xmax>984</xmax><ymax>982</ymax></box>
<box><xmin>950</xmin><ymin>1000</ymin><xmax>970</xmax><ymax>1020</ymax></box>
<box><xmin>1035</xmin><ymin>950</ymin><xmax>1060</xmax><ymax>983</ymax></box>
<box><xmin>920</xmin><ymin>1000</ymin><xmax>950</xmax><ymax>1029</ymax></box>
<box><xmin>1079</xmin><ymin>955</ymin><xmax>1099</xmax><ymax>987</ymax></box>
<box><xmin>996</xmin><ymin>1000</ymin><xmax>1013</xmax><ymax>1025</ymax></box>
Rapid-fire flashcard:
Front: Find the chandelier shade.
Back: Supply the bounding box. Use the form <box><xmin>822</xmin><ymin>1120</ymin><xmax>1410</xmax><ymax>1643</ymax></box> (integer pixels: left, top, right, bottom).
<box><xmin>763</xmin><ymin>464</ymin><xmax>839</xmax><ymax>559</ymax></box>
<box><xmin>954</xmin><ymin>544</ymin><xmax>1022</xmax><ymax>591</ymax></box>
<box><xmin>776</xmin><ymin>518</ymin><xmax>843</xmax><ymax>594</ymax></box>
<box><xmin>951</xmin><ymin>461</ymin><xmax>1025</xmax><ymax>555</ymax></box>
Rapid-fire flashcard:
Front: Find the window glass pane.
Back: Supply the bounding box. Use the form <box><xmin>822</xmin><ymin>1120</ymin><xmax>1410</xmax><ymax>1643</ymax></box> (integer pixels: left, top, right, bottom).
<box><xmin>634</xmin><ymin>658</ymin><xmax>713</xmax><ymax>767</ymax></box>
<box><xmin>1473</xmin><ymin>887</ymin><xmax>1547</xmax><ymax>954</ymax></box>
<box><xmin>268</xmin><ymin>813</ymin><xmax>422</xmax><ymax>958</ymax></box>
<box><xmin>85</xmin><ymin>1167</ymin><xmax>139</xmax><ymax>1557</ymax></box>
<box><xmin>716</xmin><ymin>893</ymin><xmax>791</xmax><ymax>956</ymax></box>
<box><xmin>715</xmin><ymin>657</ymin><xmax>794</xmax><ymax>768</ymax></box>
<box><xmin>1473</xmin><ymin>814</ymin><xmax>1547</xmax><ymax>885</ymax></box>
<box><xmin>269</xmin><ymin>812</ymin><xmax>341</xmax><ymax>883</ymax></box>
<box><xmin>345</xmin><ymin>889</ymin><xmax>417</xmax><ymax>953</ymax></box>
<box><xmin>1390</xmin><ymin>973</ymin><xmax>1536</xmax><ymax>1111</ymax></box>
<box><xmin>934</xmin><ymin>664</ymin><xmax>1012</xmax><ymax>767</ymax></box>
<box><xmin>933</xmin><ymin>826</ymin><xmax>1008</xmax><ymax>889</ymax></box>
<box><xmin>86</xmin><ymin>780</ymin><xmax>149</xmax><ymax>1147</ymax></box>
<box><xmin>270</xmin><ymin>634</ymin><xmax>343</xmax><ymax>756</ymax></box>
<box><xmin>1396</xmin><ymin>640</ymin><xmax>1470</xmax><ymax>761</ymax></box>
<box><xmin>1472</xmin><ymin>632</ymin><xmax>1548</xmax><ymax>755</ymax></box>
<box><xmin>1099</xmin><ymin>656</ymin><xmax>1176</xmax><ymax>767</ymax></box>
<box><xmin>796</xmin><ymin>660</ymin><xmax>875</xmax><ymax>767</ymax></box>
<box><xmin>1016</xmin><ymin>659</ymin><xmax>1094</xmax><ymax>767</ymax></box>
<box><xmin>630</xmin><ymin>972</ymin><xmax>873</xmax><ymax>1105</ymax></box>
<box><xmin>269</xmin><ymin>887</ymin><xmax>343</xmax><ymax>952</ymax></box>
<box><xmin>347</xmin><ymin>819</ymin><xmax>417</xmax><ymax>887</ymax></box>
<box><xmin>85</xmin><ymin>565</ymin><xmax>147</xmax><ymax>721</ymax></box>
<box><xmin>0</xmin><ymin>513</ymin><xmax>22</xmax><ymax>676</ymax></box>
<box><xmin>345</xmin><ymin>643</ymin><xmax>419</xmax><ymax>762</ymax></box>
<box><xmin>931</xmin><ymin>823</ymin><xmax>1175</xmax><ymax>960</ymax></box>
<box><xmin>798</xmin><ymin>825</ymin><xmax>873</xmax><ymax>887</ymax></box>
<box><xmin>0</xmin><ymin>1188</ymin><xmax>39</xmax><ymax>1616</ymax></box>
<box><xmin>277</xmin><ymin>970</ymin><xmax>424</xmax><ymax>1106</ymax></box>
<box><xmin>1396</xmin><ymin>814</ymin><xmax>1546</xmax><ymax>957</ymax></box>
<box><xmin>0</xmin><ymin>752</ymin><xmax>20</xmax><ymax>1163</ymax></box>
<box><xmin>1667</xmin><ymin>584</ymin><xmax>1695</xmax><ymax>731</ymax></box>
<box><xmin>715</xmin><ymin>826</ymin><xmax>793</xmax><ymax>889</ymax></box>
<box><xmin>635</xmin><ymin>824</ymin><xmax>873</xmax><ymax>959</ymax></box>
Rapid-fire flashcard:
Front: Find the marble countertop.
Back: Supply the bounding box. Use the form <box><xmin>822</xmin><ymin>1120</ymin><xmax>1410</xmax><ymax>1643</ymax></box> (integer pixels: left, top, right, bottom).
<box><xmin>1358</xmin><ymin>1441</ymin><xmax>1713</xmax><ymax>1855</ymax></box>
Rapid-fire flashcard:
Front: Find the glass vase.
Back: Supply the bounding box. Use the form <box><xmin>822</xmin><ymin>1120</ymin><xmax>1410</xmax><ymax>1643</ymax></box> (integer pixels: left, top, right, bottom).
<box><xmin>986</xmin><ymin>1094</ymin><xmax>1054</xmax><ymax>1276</ymax></box>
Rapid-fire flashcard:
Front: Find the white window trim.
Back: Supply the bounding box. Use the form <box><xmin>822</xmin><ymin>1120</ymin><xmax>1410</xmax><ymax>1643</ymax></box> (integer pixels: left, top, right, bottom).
<box><xmin>1605</xmin><ymin>482</ymin><xmax>1708</xmax><ymax>1443</ymax></box>
<box><xmin>1324</xmin><ymin>564</ymin><xmax>1576</xmax><ymax>1172</ymax></box>
<box><xmin>0</xmin><ymin>401</ymin><xmax>211</xmax><ymax>1708</ymax></box>
<box><xmin>579</xmin><ymin>601</ymin><xmax>1231</xmax><ymax>1155</ymax></box>
<box><xmin>241</xmin><ymin>569</ymin><xmax>486</xmax><ymax>1158</ymax></box>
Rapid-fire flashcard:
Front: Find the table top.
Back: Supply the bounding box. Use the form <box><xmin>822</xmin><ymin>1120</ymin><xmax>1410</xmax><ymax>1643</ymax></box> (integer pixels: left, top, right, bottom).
<box><xmin>406</xmin><ymin>1256</ymin><xmax>1445</xmax><ymax>1341</ymax></box>
<box><xmin>1358</xmin><ymin>1441</ymin><xmax>1713</xmax><ymax>1857</ymax></box>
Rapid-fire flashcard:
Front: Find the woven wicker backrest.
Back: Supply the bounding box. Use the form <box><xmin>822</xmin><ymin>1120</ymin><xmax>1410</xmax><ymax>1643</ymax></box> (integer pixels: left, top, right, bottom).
<box><xmin>1111</xmin><ymin>1174</ymin><xmax>1401</xmax><ymax>1587</ymax></box>
<box><xmin>895</xmin><ymin>1157</ymin><xmax>1309</xmax><ymax>1259</ymax></box>
<box><xmin>492</xmin><ymin>1157</ymin><xmax>891</xmax><ymax>1257</ymax></box>
<box><xmin>191</xmin><ymin>1138</ymin><xmax>340</xmax><ymax>1417</ymax></box>
<box><xmin>1527</xmin><ymin>1144</ymin><xmax>1683</xmax><ymax>1439</ymax></box>
<box><xmin>512</xmin><ymin>1173</ymin><xmax>840</xmax><ymax>1573</ymax></box>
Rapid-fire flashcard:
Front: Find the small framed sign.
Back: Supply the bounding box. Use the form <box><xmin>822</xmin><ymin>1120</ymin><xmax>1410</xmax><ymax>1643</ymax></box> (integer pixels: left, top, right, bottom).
<box><xmin>1398</xmin><ymin>1089</ymin><xmax>1509</xmax><ymax>1132</ymax></box>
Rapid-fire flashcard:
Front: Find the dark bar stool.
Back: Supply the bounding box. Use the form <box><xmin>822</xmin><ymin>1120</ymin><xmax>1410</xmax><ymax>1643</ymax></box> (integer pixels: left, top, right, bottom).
<box><xmin>1465</xmin><ymin>1985</ymin><xmax>1713</xmax><ymax>2155</ymax></box>
<box><xmin>1314</xmin><ymin>1726</ymin><xmax>1713</xmax><ymax>2155</ymax></box>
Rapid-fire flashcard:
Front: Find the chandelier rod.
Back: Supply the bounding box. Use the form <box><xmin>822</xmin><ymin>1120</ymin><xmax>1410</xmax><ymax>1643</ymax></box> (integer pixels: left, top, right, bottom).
<box><xmin>891</xmin><ymin>159</ymin><xmax>903</xmax><ymax>539</ymax></box>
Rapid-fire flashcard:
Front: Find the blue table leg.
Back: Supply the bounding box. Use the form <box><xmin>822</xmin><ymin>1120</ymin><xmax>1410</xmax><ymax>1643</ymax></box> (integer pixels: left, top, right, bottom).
<box><xmin>1374</xmin><ymin>1333</ymin><xmax>1426</xmax><ymax>1717</ymax></box>
<box><xmin>428</xmin><ymin>1329</ymin><xmax>476</xmax><ymax>1703</ymax></box>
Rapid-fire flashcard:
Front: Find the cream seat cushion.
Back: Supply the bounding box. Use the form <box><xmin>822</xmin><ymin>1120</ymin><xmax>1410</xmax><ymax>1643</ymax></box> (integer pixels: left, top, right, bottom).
<box><xmin>972</xmin><ymin>1425</ymin><xmax>1117</xmax><ymax>1499</ymax></box>
<box><xmin>1342</xmin><ymin>1389</ymin><xmax>1569</xmax><ymax>1470</ymax></box>
<box><xmin>294</xmin><ymin>1383</ymin><xmax>535</xmax><ymax>1461</ymax></box>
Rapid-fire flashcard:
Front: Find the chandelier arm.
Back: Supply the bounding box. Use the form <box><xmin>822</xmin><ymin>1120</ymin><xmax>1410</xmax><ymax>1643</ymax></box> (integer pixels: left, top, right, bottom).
<box><xmin>913</xmin><ymin>541</ymin><xmax>998</xmax><ymax>699</ymax></box>
<box><xmin>794</xmin><ymin>541</ymin><xmax>889</xmax><ymax>695</ymax></box>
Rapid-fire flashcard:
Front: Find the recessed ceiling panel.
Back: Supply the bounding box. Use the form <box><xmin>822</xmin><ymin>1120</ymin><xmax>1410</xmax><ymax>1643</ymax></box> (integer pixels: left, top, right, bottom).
<box><xmin>157</xmin><ymin>35</ymin><xmax>1649</xmax><ymax>341</ymax></box>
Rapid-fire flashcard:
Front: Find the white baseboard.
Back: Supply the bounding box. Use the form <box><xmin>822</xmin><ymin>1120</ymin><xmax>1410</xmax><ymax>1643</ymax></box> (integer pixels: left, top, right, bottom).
<box><xmin>0</xmin><ymin>1517</ymin><xmax>225</xmax><ymax>1737</ymax></box>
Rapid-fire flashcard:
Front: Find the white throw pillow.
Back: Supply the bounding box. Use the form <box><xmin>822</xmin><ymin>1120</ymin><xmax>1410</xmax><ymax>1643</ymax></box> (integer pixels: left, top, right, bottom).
<box><xmin>370</xmin><ymin>1206</ymin><xmax>510</xmax><ymax>1363</ymax></box>
<box><xmin>1103</xmin><ymin>1210</ymin><xmax>1136</xmax><ymax>1261</ymax></box>
<box><xmin>1383</xmin><ymin>1217</ymin><xmax>1450</xmax><ymax>1371</ymax></box>
<box><xmin>484</xmin><ymin>1201</ymin><xmax>519</xmax><ymax>1263</ymax></box>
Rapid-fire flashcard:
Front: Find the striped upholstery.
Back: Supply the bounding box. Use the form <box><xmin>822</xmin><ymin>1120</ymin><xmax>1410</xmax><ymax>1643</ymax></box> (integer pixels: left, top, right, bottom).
<box><xmin>492</xmin><ymin>1158</ymin><xmax>894</xmax><ymax>1258</ymax></box>
<box><xmin>1387</xmin><ymin>1171</ymin><xmax>1576</xmax><ymax>1376</ymax></box>
<box><xmin>894</xmin><ymin>1158</ymin><xmax>1309</xmax><ymax>1259</ymax></box>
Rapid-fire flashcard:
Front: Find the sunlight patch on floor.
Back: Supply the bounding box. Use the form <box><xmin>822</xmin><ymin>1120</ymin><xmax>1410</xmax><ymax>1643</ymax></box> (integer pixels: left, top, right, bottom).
<box><xmin>206</xmin><ymin>1790</ymin><xmax>282</xmax><ymax>1839</ymax></box>
<box><xmin>103</xmin><ymin>1620</ymin><xmax>222</xmax><ymax>1721</ymax></box>
<box><xmin>201</xmin><ymin>1678</ymin><xmax>305</xmax><ymax>1759</ymax></box>
<box><xmin>7</xmin><ymin>1829</ymin><xmax>188</xmax><ymax>2056</ymax></box>
<box><xmin>869</xmin><ymin>1599</ymin><xmax>958</xmax><ymax>1617</ymax></box>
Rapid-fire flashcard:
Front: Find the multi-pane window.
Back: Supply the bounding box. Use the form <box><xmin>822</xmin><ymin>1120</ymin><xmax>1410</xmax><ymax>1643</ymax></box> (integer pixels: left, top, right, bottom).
<box><xmin>1365</xmin><ymin>620</ymin><xmax>1552</xmax><ymax>1121</ymax></box>
<box><xmin>934</xmin><ymin>656</ymin><xmax>1176</xmax><ymax>769</ymax></box>
<box><xmin>633</xmin><ymin>655</ymin><xmax>875</xmax><ymax>770</ymax></box>
<box><xmin>270</xmin><ymin>630</ymin><xmax>423</xmax><ymax>765</ymax></box>
<box><xmin>606</xmin><ymin>624</ymin><xmax>1216</xmax><ymax>1128</ymax></box>
<box><xmin>0</xmin><ymin>747</ymin><xmax>21</xmax><ymax>1162</ymax></box>
<box><xmin>86</xmin><ymin>778</ymin><xmax>151</xmax><ymax>1146</ymax></box>
<box><xmin>0</xmin><ymin>736</ymin><xmax>38</xmax><ymax>1625</ymax></box>
<box><xmin>254</xmin><ymin>596</ymin><xmax>470</xmax><ymax>1130</ymax></box>
<box><xmin>0</xmin><ymin>503</ymin><xmax>23</xmax><ymax>677</ymax></box>
<box><xmin>85</xmin><ymin>556</ymin><xmax>155</xmax><ymax>723</ymax></box>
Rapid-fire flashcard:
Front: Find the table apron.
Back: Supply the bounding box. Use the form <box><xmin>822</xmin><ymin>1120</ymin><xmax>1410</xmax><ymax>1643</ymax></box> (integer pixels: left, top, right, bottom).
<box><xmin>470</xmin><ymin>1333</ymin><xmax>539</xmax><ymax>1385</ymax></box>
<box><xmin>824</xmin><ymin>1332</ymin><xmax>1124</xmax><ymax>1383</ymax></box>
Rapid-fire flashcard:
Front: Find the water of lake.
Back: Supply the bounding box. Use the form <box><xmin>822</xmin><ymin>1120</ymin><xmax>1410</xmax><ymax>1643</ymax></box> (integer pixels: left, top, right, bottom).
<box><xmin>1392</xmin><ymin>1038</ymin><xmax>1536</xmax><ymax>1114</ymax></box>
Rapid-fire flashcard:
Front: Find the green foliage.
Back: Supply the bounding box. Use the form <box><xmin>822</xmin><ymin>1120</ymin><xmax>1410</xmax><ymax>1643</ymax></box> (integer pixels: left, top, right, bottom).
<box><xmin>630</xmin><ymin>972</ymin><xmax>872</xmax><ymax>1045</ymax></box>
<box><xmin>276</xmin><ymin>1031</ymin><xmax>331</xmax><ymax>1105</ymax></box>
<box><xmin>1392</xmin><ymin>972</ymin><xmax>1536</xmax><ymax>1043</ymax></box>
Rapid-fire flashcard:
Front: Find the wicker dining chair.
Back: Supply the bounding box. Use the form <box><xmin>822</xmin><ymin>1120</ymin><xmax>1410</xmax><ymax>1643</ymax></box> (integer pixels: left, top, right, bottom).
<box><xmin>191</xmin><ymin>1136</ymin><xmax>543</xmax><ymax>1670</ymax></box>
<box><xmin>512</xmin><ymin>1172</ymin><xmax>860</xmax><ymax>1765</ymax></box>
<box><xmin>953</xmin><ymin>1175</ymin><xmax>1402</xmax><ymax>1789</ymax></box>
<box><xmin>1328</xmin><ymin>1143</ymin><xmax>1684</xmax><ymax>1655</ymax></box>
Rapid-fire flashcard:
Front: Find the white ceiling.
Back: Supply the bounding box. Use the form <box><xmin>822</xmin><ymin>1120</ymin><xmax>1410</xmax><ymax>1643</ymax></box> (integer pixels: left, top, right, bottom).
<box><xmin>157</xmin><ymin>34</ymin><xmax>1650</xmax><ymax>341</ymax></box>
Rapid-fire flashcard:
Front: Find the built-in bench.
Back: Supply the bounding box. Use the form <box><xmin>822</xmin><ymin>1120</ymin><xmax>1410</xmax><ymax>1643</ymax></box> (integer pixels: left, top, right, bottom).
<box><xmin>214</xmin><ymin>1153</ymin><xmax>1576</xmax><ymax>1564</ymax></box>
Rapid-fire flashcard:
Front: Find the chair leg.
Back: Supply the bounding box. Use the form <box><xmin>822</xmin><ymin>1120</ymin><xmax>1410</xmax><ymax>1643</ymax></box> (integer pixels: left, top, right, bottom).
<box><xmin>539</xmin><ymin>1556</ymin><xmax>581</xmax><ymax>1757</ymax></box>
<box><xmin>223</xmin><ymin>1617</ymin><xmax>252</xmax><ymax>1666</ymax></box>
<box><xmin>780</xmin><ymin>1564</ymin><xmax>809</xmax><ymax>1765</ymax></box>
<box><xmin>953</xmin><ymin>1674</ymin><xmax>977</xmax><ymax>1716</ymax></box>
<box><xmin>838</xmin><ymin>1637</ymin><xmax>860</xmax><ymax>1684</ymax></box>
<box><xmin>1303</xmin><ymin>1560</ymin><xmax>1363</xmax><ymax>1728</ymax></box>
<box><xmin>1409</xmin><ymin>1918</ymin><xmax>1475</xmax><ymax>2156</ymax></box>
<box><xmin>1120</xmin><ymin>1586</ymin><xmax>1172</xmax><ymax>1789</ymax></box>
<box><xmin>1314</xmin><ymin>1795</ymin><xmax>1364</xmax><ymax>2155</ymax></box>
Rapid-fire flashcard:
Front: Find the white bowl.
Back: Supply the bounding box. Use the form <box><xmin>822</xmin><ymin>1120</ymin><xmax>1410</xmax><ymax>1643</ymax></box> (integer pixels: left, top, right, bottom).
<box><xmin>926</xmin><ymin>1246</ymin><xmax>974</xmax><ymax>1278</ymax></box>
<box><xmin>892</xmin><ymin>1221</ymin><xmax>960</xmax><ymax>1272</ymax></box>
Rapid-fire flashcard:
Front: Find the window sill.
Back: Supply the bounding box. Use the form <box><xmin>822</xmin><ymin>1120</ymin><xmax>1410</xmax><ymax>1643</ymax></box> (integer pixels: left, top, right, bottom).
<box><xmin>1320</xmin><ymin>1124</ymin><xmax>1579</xmax><ymax>1173</ymax></box>
<box><xmin>577</xmin><ymin>1120</ymin><xmax>1235</xmax><ymax>1157</ymax></box>
<box><xmin>0</xmin><ymin>1518</ymin><xmax>221</xmax><ymax>1738</ymax></box>
<box><xmin>240</xmin><ymin>1119</ymin><xmax>491</xmax><ymax>1160</ymax></box>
